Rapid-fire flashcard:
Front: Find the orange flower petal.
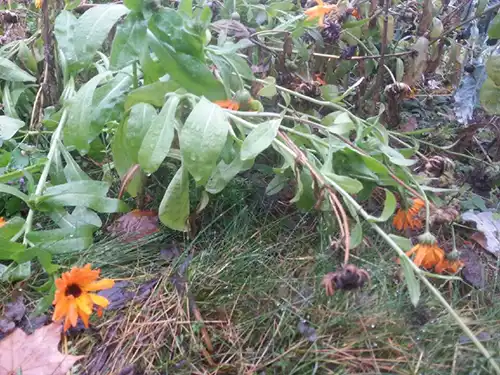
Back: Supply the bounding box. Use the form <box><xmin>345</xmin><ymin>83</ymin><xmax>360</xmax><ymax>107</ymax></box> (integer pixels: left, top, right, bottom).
<box><xmin>52</xmin><ymin>297</ymin><xmax>69</xmax><ymax>321</ymax></box>
<box><xmin>89</xmin><ymin>293</ymin><xmax>110</xmax><ymax>308</ymax></box>
<box><xmin>76</xmin><ymin>295</ymin><xmax>92</xmax><ymax>315</ymax></box>
<box><xmin>84</xmin><ymin>278</ymin><xmax>115</xmax><ymax>292</ymax></box>
<box><xmin>79</xmin><ymin>311</ymin><xmax>90</xmax><ymax>328</ymax></box>
<box><xmin>68</xmin><ymin>301</ymin><xmax>78</xmax><ymax>328</ymax></box>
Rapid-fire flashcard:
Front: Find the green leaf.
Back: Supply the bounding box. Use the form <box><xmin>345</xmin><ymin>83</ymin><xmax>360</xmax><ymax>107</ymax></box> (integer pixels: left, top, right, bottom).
<box><xmin>73</xmin><ymin>4</ymin><xmax>130</xmax><ymax>66</ymax></box>
<box><xmin>0</xmin><ymin>116</ymin><xmax>24</xmax><ymax>141</ymax></box>
<box><xmin>17</xmin><ymin>41</ymin><xmax>38</xmax><ymax>74</ymax></box>
<box><xmin>324</xmin><ymin>173</ymin><xmax>363</xmax><ymax>194</ymax></box>
<box><xmin>125</xmin><ymin>103</ymin><xmax>157</xmax><ymax>156</ymax></box>
<box><xmin>322</xmin><ymin>112</ymin><xmax>355</xmax><ymax>135</ymax></box>
<box><xmin>0</xmin><ymin>57</ymin><xmax>36</xmax><ymax>82</ymax></box>
<box><xmin>139</xmin><ymin>96</ymin><xmax>180</xmax><ymax>174</ymax></box>
<box><xmin>389</xmin><ymin>234</ymin><xmax>412</xmax><ymax>251</ymax></box>
<box><xmin>488</xmin><ymin>13</ymin><xmax>500</xmax><ymax>39</ymax></box>
<box><xmin>54</xmin><ymin>11</ymin><xmax>79</xmax><ymax>69</ymax></box>
<box><xmin>266</xmin><ymin>173</ymin><xmax>287</xmax><ymax>195</ymax></box>
<box><xmin>37</xmin><ymin>194</ymin><xmax>128</xmax><ymax>213</ymax></box>
<box><xmin>291</xmin><ymin>168</ymin><xmax>316</xmax><ymax>210</ymax></box>
<box><xmin>63</xmin><ymin>72</ymin><xmax>112</xmax><ymax>154</ymax></box>
<box><xmin>91</xmin><ymin>72</ymin><xmax>133</xmax><ymax>137</ymax></box>
<box><xmin>179</xmin><ymin>0</ymin><xmax>193</xmax><ymax>16</ymax></box>
<box><xmin>26</xmin><ymin>226</ymin><xmax>95</xmax><ymax>254</ymax></box>
<box><xmin>159</xmin><ymin>165</ymin><xmax>190</xmax><ymax>231</ymax></box>
<box><xmin>400</xmin><ymin>255</ymin><xmax>420</xmax><ymax>306</ymax></box>
<box><xmin>2</xmin><ymin>85</ymin><xmax>19</xmax><ymax>119</ymax></box>
<box><xmin>480</xmin><ymin>78</ymin><xmax>500</xmax><ymax>115</ymax></box>
<box><xmin>43</xmin><ymin>180</ymin><xmax>108</xmax><ymax>196</ymax></box>
<box><xmin>366</xmin><ymin>189</ymin><xmax>396</xmax><ymax>222</ymax></box>
<box><xmin>258</xmin><ymin>77</ymin><xmax>277</xmax><ymax>97</ymax></box>
<box><xmin>224</xmin><ymin>54</ymin><xmax>254</xmax><ymax>80</ymax></box>
<box><xmin>379</xmin><ymin>144</ymin><xmax>416</xmax><ymax>166</ymax></box>
<box><xmin>148</xmin><ymin>8</ymin><xmax>204</xmax><ymax>59</ymax></box>
<box><xmin>147</xmin><ymin>33</ymin><xmax>225</xmax><ymax>101</ymax></box>
<box><xmin>240</xmin><ymin>119</ymin><xmax>281</xmax><ymax>161</ymax></box>
<box><xmin>179</xmin><ymin>97</ymin><xmax>229</xmax><ymax>184</ymax></box>
<box><xmin>486</xmin><ymin>56</ymin><xmax>500</xmax><ymax>86</ymax></box>
<box><xmin>205</xmin><ymin>154</ymin><xmax>253</xmax><ymax>194</ymax></box>
<box><xmin>110</xmin><ymin>12</ymin><xmax>148</xmax><ymax>69</ymax></box>
<box><xmin>396</xmin><ymin>58</ymin><xmax>404</xmax><ymax>82</ymax></box>
<box><xmin>430</xmin><ymin>17</ymin><xmax>443</xmax><ymax>38</ymax></box>
<box><xmin>349</xmin><ymin>220</ymin><xmax>363</xmax><ymax>249</ymax></box>
<box><xmin>1</xmin><ymin>262</ymin><xmax>31</xmax><ymax>282</ymax></box>
<box><xmin>50</xmin><ymin>206</ymin><xmax>102</xmax><ymax>229</ymax></box>
<box><xmin>342</xmin><ymin>18</ymin><xmax>370</xmax><ymax>28</ymax></box>
<box><xmin>111</xmin><ymin>120</ymin><xmax>143</xmax><ymax>196</ymax></box>
<box><xmin>124</xmin><ymin>0</ymin><xmax>143</xmax><ymax>12</ymax></box>
<box><xmin>0</xmin><ymin>216</ymin><xmax>25</xmax><ymax>240</ymax></box>
<box><xmin>125</xmin><ymin>80</ymin><xmax>181</xmax><ymax>110</ymax></box>
<box><xmin>0</xmin><ymin>183</ymin><xmax>29</xmax><ymax>202</ymax></box>
<box><xmin>10</xmin><ymin>247</ymin><xmax>58</xmax><ymax>274</ymax></box>
<box><xmin>59</xmin><ymin>144</ymin><xmax>90</xmax><ymax>181</ymax></box>
<box><xmin>0</xmin><ymin>237</ymin><xmax>26</xmax><ymax>260</ymax></box>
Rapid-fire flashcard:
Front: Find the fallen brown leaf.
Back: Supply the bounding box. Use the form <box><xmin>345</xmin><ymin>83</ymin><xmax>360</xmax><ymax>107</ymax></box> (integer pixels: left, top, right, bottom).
<box><xmin>107</xmin><ymin>209</ymin><xmax>159</xmax><ymax>242</ymax></box>
<box><xmin>0</xmin><ymin>322</ymin><xmax>83</xmax><ymax>375</ymax></box>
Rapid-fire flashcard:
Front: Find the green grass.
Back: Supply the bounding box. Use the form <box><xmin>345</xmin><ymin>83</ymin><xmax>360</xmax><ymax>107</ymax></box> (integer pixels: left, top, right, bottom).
<box><xmin>49</xmin><ymin>179</ymin><xmax>499</xmax><ymax>375</ymax></box>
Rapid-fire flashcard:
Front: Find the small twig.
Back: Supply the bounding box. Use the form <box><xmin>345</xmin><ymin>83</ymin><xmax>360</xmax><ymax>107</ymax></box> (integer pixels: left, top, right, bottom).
<box><xmin>313</xmin><ymin>50</ymin><xmax>413</xmax><ymax>61</ymax></box>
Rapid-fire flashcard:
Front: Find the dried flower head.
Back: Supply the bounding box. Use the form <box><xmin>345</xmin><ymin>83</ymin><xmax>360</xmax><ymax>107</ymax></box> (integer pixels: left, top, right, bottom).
<box><xmin>393</xmin><ymin>198</ymin><xmax>425</xmax><ymax>231</ymax></box>
<box><xmin>321</xmin><ymin>19</ymin><xmax>341</xmax><ymax>43</ymax></box>
<box><xmin>52</xmin><ymin>264</ymin><xmax>114</xmax><ymax>331</ymax></box>
<box><xmin>435</xmin><ymin>251</ymin><xmax>464</xmax><ymax>274</ymax></box>
<box><xmin>322</xmin><ymin>264</ymin><xmax>370</xmax><ymax>296</ymax></box>
<box><xmin>424</xmin><ymin>155</ymin><xmax>455</xmax><ymax>177</ymax></box>
<box><xmin>429</xmin><ymin>206</ymin><xmax>460</xmax><ymax>226</ymax></box>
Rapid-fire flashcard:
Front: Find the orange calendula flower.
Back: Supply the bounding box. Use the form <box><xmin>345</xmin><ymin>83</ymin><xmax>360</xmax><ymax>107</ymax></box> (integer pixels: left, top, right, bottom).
<box><xmin>35</xmin><ymin>0</ymin><xmax>43</xmax><ymax>8</ymax></box>
<box><xmin>52</xmin><ymin>264</ymin><xmax>114</xmax><ymax>331</ymax></box>
<box><xmin>435</xmin><ymin>251</ymin><xmax>464</xmax><ymax>274</ymax></box>
<box><xmin>214</xmin><ymin>100</ymin><xmax>240</xmax><ymax>111</ymax></box>
<box><xmin>305</xmin><ymin>0</ymin><xmax>338</xmax><ymax>27</ymax></box>
<box><xmin>406</xmin><ymin>232</ymin><xmax>444</xmax><ymax>270</ymax></box>
<box><xmin>0</xmin><ymin>217</ymin><xmax>6</xmax><ymax>228</ymax></box>
<box><xmin>393</xmin><ymin>198</ymin><xmax>425</xmax><ymax>231</ymax></box>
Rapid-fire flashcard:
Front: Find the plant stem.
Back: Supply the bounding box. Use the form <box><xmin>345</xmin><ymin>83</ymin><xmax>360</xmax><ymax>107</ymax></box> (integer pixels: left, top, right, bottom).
<box><xmin>132</xmin><ymin>61</ymin><xmax>139</xmax><ymax>89</ymax></box>
<box><xmin>23</xmin><ymin>109</ymin><xmax>69</xmax><ymax>245</ymax></box>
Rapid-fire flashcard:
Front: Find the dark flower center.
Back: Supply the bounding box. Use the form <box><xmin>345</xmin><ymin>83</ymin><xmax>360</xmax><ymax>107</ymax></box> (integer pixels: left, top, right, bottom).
<box><xmin>65</xmin><ymin>284</ymin><xmax>82</xmax><ymax>298</ymax></box>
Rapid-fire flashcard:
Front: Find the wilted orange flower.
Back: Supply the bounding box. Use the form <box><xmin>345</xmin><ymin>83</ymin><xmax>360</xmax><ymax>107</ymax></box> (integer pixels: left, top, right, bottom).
<box><xmin>351</xmin><ymin>8</ymin><xmax>361</xmax><ymax>19</ymax></box>
<box><xmin>52</xmin><ymin>264</ymin><xmax>114</xmax><ymax>331</ymax></box>
<box><xmin>435</xmin><ymin>252</ymin><xmax>464</xmax><ymax>274</ymax></box>
<box><xmin>305</xmin><ymin>0</ymin><xmax>338</xmax><ymax>27</ymax></box>
<box><xmin>393</xmin><ymin>198</ymin><xmax>425</xmax><ymax>231</ymax></box>
<box><xmin>0</xmin><ymin>217</ymin><xmax>6</xmax><ymax>228</ymax></box>
<box><xmin>405</xmin><ymin>232</ymin><xmax>444</xmax><ymax>270</ymax></box>
<box><xmin>214</xmin><ymin>100</ymin><xmax>240</xmax><ymax>111</ymax></box>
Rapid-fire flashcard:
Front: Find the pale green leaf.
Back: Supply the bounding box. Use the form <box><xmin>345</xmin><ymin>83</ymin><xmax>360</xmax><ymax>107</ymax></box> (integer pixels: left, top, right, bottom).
<box><xmin>366</xmin><ymin>189</ymin><xmax>396</xmax><ymax>222</ymax></box>
<box><xmin>63</xmin><ymin>72</ymin><xmax>111</xmax><ymax>154</ymax></box>
<box><xmin>324</xmin><ymin>173</ymin><xmax>363</xmax><ymax>194</ymax></box>
<box><xmin>400</xmin><ymin>255</ymin><xmax>421</xmax><ymax>306</ymax></box>
<box><xmin>258</xmin><ymin>77</ymin><xmax>277</xmax><ymax>97</ymax></box>
<box><xmin>0</xmin><ymin>57</ymin><xmax>36</xmax><ymax>82</ymax></box>
<box><xmin>110</xmin><ymin>12</ymin><xmax>148</xmax><ymax>69</ymax></box>
<box><xmin>73</xmin><ymin>4</ymin><xmax>130</xmax><ymax>65</ymax></box>
<box><xmin>179</xmin><ymin>98</ymin><xmax>229</xmax><ymax>184</ymax></box>
<box><xmin>240</xmin><ymin>119</ymin><xmax>281</xmax><ymax>161</ymax></box>
<box><xmin>0</xmin><ymin>116</ymin><xmax>24</xmax><ymax>141</ymax></box>
<box><xmin>139</xmin><ymin>96</ymin><xmax>180</xmax><ymax>173</ymax></box>
<box><xmin>159</xmin><ymin>165</ymin><xmax>190</xmax><ymax>231</ymax></box>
